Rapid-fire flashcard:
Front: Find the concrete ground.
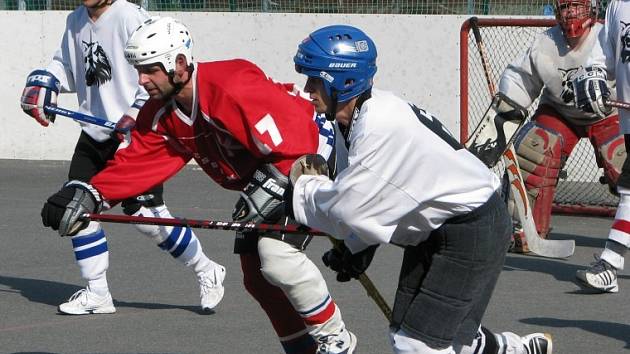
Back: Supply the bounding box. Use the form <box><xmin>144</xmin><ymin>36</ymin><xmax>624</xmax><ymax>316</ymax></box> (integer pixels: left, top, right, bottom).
<box><xmin>0</xmin><ymin>159</ymin><xmax>628</xmax><ymax>354</ymax></box>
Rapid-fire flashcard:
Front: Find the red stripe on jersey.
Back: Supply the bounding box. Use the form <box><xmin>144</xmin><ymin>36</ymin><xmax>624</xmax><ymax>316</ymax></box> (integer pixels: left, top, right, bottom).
<box><xmin>612</xmin><ymin>219</ymin><xmax>630</xmax><ymax>234</ymax></box>
<box><xmin>303</xmin><ymin>301</ymin><xmax>336</xmax><ymax>326</ymax></box>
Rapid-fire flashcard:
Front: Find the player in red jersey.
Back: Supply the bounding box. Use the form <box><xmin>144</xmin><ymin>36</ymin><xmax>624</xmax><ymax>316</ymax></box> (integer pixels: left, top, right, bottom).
<box><xmin>40</xmin><ymin>16</ymin><xmax>355</xmax><ymax>354</ymax></box>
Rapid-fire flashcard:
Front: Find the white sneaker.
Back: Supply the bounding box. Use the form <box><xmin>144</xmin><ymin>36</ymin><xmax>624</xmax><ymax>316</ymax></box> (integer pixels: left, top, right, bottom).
<box><xmin>199</xmin><ymin>265</ymin><xmax>226</xmax><ymax>311</ymax></box>
<box><xmin>317</xmin><ymin>329</ymin><xmax>357</xmax><ymax>354</ymax></box>
<box><xmin>522</xmin><ymin>333</ymin><xmax>553</xmax><ymax>354</ymax></box>
<box><xmin>576</xmin><ymin>255</ymin><xmax>619</xmax><ymax>293</ymax></box>
<box><xmin>58</xmin><ymin>288</ymin><xmax>116</xmax><ymax>315</ymax></box>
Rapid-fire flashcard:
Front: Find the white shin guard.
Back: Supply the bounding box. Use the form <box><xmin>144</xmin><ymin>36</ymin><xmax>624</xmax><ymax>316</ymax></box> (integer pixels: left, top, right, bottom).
<box><xmin>257</xmin><ymin>237</ymin><xmax>345</xmax><ymax>341</ymax></box>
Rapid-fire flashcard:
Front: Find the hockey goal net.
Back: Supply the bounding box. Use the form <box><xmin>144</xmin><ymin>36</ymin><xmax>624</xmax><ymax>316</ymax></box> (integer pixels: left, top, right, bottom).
<box><xmin>460</xmin><ymin>17</ymin><xmax>617</xmax><ymax>215</ymax></box>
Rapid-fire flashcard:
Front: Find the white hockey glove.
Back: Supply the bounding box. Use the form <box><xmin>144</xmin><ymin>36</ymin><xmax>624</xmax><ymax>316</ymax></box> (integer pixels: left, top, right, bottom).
<box><xmin>572</xmin><ymin>66</ymin><xmax>613</xmax><ymax>118</ymax></box>
<box><xmin>41</xmin><ymin>181</ymin><xmax>103</xmax><ymax>236</ymax></box>
<box><xmin>289</xmin><ymin>154</ymin><xmax>330</xmax><ymax>185</ymax></box>
<box><xmin>285</xmin><ymin>154</ymin><xmax>330</xmax><ymax>219</ymax></box>
<box><xmin>20</xmin><ymin>70</ymin><xmax>60</xmax><ymax>127</ymax></box>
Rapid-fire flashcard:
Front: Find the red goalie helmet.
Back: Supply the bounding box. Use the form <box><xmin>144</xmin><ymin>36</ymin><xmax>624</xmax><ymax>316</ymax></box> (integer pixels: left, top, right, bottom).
<box><xmin>555</xmin><ymin>0</ymin><xmax>598</xmax><ymax>39</ymax></box>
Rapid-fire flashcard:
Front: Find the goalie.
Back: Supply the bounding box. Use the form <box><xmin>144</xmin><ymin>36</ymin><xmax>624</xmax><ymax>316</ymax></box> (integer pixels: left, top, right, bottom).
<box><xmin>493</xmin><ymin>0</ymin><xmax>621</xmax><ymax>252</ymax></box>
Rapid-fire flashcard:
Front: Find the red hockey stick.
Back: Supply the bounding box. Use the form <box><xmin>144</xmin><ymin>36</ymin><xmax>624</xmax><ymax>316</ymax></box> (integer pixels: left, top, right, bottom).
<box><xmin>82</xmin><ymin>213</ymin><xmax>328</xmax><ymax>236</ymax></box>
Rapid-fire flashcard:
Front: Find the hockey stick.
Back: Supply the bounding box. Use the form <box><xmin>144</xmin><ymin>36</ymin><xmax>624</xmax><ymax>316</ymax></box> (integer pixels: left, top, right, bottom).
<box><xmin>468</xmin><ymin>17</ymin><xmax>575</xmax><ymax>258</ymax></box>
<box><xmin>327</xmin><ymin>237</ymin><xmax>392</xmax><ymax>321</ymax></box>
<box><xmin>44</xmin><ymin>105</ymin><xmax>116</xmax><ymax>129</ymax></box>
<box><xmin>82</xmin><ymin>213</ymin><xmax>329</xmax><ymax>235</ymax></box>
<box><xmin>85</xmin><ymin>212</ymin><xmax>394</xmax><ymax>319</ymax></box>
<box><xmin>606</xmin><ymin>99</ymin><xmax>630</xmax><ymax>110</ymax></box>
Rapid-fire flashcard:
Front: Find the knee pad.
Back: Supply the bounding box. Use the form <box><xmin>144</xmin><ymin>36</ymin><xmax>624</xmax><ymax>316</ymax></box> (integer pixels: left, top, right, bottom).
<box><xmin>513</xmin><ymin>123</ymin><xmax>564</xmax><ymax>236</ymax></box>
<box><xmin>129</xmin><ymin>205</ymin><xmax>172</xmax><ymax>243</ymax></box>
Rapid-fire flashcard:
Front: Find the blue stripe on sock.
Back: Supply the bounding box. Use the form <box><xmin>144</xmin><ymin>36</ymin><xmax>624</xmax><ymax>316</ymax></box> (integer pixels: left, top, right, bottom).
<box><xmin>71</xmin><ymin>229</ymin><xmax>105</xmax><ymax>248</ymax></box>
<box><xmin>74</xmin><ymin>241</ymin><xmax>108</xmax><ymax>261</ymax></box>
<box><xmin>171</xmin><ymin>227</ymin><xmax>192</xmax><ymax>258</ymax></box>
<box><xmin>298</xmin><ymin>294</ymin><xmax>331</xmax><ymax>316</ymax></box>
<box><xmin>158</xmin><ymin>226</ymin><xmax>182</xmax><ymax>251</ymax></box>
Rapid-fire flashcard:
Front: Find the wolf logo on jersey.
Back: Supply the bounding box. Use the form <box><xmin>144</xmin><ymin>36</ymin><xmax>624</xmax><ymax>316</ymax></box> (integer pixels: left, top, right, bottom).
<box><xmin>621</xmin><ymin>21</ymin><xmax>630</xmax><ymax>63</ymax></box>
<box><xmin>83</xmin><ymin>40</ymin><xmax>112</xmax><ymax>87</ymax></box>
<box><xmin>558</xmin><ymin>67</ymin><xmax>580</xmax><ymax>103</ymax></box>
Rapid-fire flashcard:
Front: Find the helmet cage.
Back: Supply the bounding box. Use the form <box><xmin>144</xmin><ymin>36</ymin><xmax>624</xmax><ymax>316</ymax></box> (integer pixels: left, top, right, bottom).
<box><xmin>124</xmin><ymin>17</ymin><xmax>193</xmax><ymax>73</ymax></box>
<box><xmin>293</xmin><ymin>25</ymin><xmax>377</xmax><ymax>103</ymax></box>
<box><xmin>555</xmin><ymin>0</ymin><xmax>598</xmax><ymax>39</ymax></box>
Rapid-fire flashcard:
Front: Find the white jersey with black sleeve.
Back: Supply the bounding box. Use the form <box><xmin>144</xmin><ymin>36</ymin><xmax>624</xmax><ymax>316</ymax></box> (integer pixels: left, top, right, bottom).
<box><xmin>588</xmin><ymin>0</ymin><xmax>630</xmax><ymax>133</ymax></box>
<box><xmin>499</xmin><ymin>22</ymin><xmax>616</xmax><ymax>127</ymax></box>
<box><xmin>45</xmin><ymin>0</ymin><xmax>149</xmax><ymax>142</ymax></box>
<box><xmin>291</xmin><ymin>89</ymin><xmax>501</xmax><ymax>252</ymax></box>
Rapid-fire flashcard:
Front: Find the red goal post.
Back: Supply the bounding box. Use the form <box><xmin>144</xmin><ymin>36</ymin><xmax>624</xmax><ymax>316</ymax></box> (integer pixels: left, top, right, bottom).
<box><xmin>459</xmin><ymin>17</ymin><xmax>617</xmax><ymax>216</ymax></box>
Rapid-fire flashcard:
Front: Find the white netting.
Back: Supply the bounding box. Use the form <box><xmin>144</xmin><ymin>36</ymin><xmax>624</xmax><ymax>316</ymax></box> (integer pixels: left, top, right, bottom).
<box><xmin>0</xmin><ymin>0</ymin><xmax>565</xmax><ymax>13</ymax></box>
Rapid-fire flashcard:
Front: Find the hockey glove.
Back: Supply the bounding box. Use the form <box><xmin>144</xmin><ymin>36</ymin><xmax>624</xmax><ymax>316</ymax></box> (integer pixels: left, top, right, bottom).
<box><xmin>572</xmin><ymin>66</ymin><xmax>613</xmax><ymax>118</ymax></box>
<box><xmin>112</xmin><ymin>103</ymin><xmax>142</xmax><ymax>144</ymax></box>
<box><xmin>285</xmin><ymin>154</ymin><xmax>330</xmax><ymax>219</ymax></box>
<box><xmin>322</xmin><ymin>242</ymin><xmax>379</xmax><ymax>282</ymax></box>
<box><xmin>289</xmin><ymin>154</ymin><xmax>329</xmax><ymax>185</ymax></box>
<box><xmin>41</xmin><ymin>181</ymin><xmax>103</xmax><ymax>236</ymax></box>
<box><xmin>20</xmin><ymin>70</ymin><xmax>60</xmax><ymax>127</ymax></box>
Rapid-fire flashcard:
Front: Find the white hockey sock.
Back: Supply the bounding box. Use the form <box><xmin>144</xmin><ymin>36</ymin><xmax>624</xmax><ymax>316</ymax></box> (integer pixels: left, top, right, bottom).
<box><xmin>132</xmin><ymin>205</ymin><xmax>215</xmax><ymax>272</ymax></box>
<box><xmin>257</xmin><ymin>237</ymin><xmax>346</xmax><ymax>341</ymax></box>
<box><xmin>603</xmin><ymin>187</ymin><xmax>630</xmax><ymax>269</ymax></box>
<box><xmin>71</xmin><ymin>221</ymin><xmax>109</xmax><ymax>296</ymax></box>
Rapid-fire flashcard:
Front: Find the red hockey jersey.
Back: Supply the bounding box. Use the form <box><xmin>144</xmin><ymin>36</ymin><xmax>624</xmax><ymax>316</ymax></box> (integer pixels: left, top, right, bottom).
<box><xmin>91</xmin><ymin>59</ymin><xmax>323</xmax><ymax>204</ymax></box>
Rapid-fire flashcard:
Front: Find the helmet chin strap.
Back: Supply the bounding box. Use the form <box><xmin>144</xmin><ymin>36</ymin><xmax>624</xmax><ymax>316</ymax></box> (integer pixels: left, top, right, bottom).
<box><xmin>325</xmin><ymin>91</ymin><xmax>338</xmax><ymax>122</ymax></box>
<box><xmin>337</xmin><ymin>90</ymin><xmax>372</xmax><ymax>149</ymax></box>
<box><xmin>167</xmin><ymin>64</ymin><xmax>195</xmax><ymax>97</ymax></box>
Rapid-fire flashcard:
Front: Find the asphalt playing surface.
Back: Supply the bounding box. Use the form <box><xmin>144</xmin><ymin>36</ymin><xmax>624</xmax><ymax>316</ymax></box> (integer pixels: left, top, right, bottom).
<box><xmin>0</xmin><ymin>159</ymin><xmax>628</xmax><ymax>353</ymax></box>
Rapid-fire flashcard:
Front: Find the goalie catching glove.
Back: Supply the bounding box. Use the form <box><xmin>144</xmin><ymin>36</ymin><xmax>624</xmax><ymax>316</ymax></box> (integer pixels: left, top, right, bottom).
<box><xmin>322</xmin><ymin>242</ymin><xmax>379</xmax><ymax>282</ymax></box>
<box><xmin>572</xmin><ymin>66</ymin><xmax>613</xmax><ymax>118</ymax></box>
<box><xmin>20</xmin><ymin>70</ymin><xmax>60</xmax><ymax>127</ymax></box>
<box><xmin>41</xmin><ymin>181</ymin><xmax>103</xmax><ymax>236</ymax></box>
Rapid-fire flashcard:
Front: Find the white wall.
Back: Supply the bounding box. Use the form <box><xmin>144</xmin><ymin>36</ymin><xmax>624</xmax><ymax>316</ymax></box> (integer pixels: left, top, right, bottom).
<box><xmin>1</xmin><ymin>11</ymin><xmax>472</xmax><ymax>160</ymax></box>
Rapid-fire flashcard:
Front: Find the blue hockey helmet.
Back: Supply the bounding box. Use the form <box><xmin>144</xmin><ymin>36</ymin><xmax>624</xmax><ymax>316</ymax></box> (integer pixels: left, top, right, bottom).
<box><xmin>294</xmin><ymin>25</ymin><xmax>377</xmax><ymax>103</ymax></box>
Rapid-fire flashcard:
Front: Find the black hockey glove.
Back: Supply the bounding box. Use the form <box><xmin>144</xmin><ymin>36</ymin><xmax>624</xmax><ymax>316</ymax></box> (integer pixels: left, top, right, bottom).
<box><xmin>322</xmin><ymin>242</ymin><xmax>379</xmax><ymax>282</ymax></box>
<box><xmin>41</xmin><ymin>181</ymin><xmax>102</xmax><ymax>236</ymax></box>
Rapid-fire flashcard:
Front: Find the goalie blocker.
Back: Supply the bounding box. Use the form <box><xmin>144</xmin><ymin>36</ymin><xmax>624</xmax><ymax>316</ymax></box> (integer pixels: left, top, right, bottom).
<box><xmin>465</xmin><ymin>93</ymin><xmax>528</xmax><ymax>167</ymax></box>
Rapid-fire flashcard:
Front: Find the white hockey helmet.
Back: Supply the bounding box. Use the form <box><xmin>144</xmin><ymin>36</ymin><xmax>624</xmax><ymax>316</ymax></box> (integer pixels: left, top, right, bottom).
<box><xmin>124</xmin><ymin>16</ymin><xmax>193</xmax><ymax>73</ymax></box>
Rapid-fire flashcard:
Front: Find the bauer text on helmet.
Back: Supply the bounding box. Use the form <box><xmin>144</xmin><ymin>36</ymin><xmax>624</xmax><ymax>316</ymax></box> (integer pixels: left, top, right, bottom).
<box><xmin>554</xmin><ymin>0</ymin><xmax>598</xmax><ymax>39</ymax></box>
<box><xmin>294</xmin><ymin>25</ymin><xmax>377</xmax><ymax>103</ymax></box>
<box><xmin>124</xmin><ymin>16</ymin><xmax>193</xmax><ymax>73</ymax></box>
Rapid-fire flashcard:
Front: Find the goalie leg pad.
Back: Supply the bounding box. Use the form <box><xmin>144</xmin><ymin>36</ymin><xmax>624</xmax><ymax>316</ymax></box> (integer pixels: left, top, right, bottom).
<box><xmin>513</xmin><ymin>110</ymin><xmax>579</xmax><ymax>237</ymax></box>
<box><xmin>588</xmin><ymin>115</ymin><xmax>625</xmax><ymax>188</ymax></box>
<box><xmin>240</xmin><ymin>252</ymin><xmax>317</xmax><ymax>354</ymax></box>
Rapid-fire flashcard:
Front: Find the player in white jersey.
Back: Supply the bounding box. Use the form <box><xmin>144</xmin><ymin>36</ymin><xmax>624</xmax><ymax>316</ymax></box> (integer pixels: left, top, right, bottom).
<box><xmin>19</xmin><ymin>0</ymin><xmax>225</xmax><ymax>314</ymax></box>
<box><xmin>498</xmin><ymin>0</ymin><xmax>623</xmax><ymax>252</ymax></box>
<box><xmin>572</xmin><ymin>0</ymin><xmax>630</xmax><ymax>293</ymax></box>
<box><xmin>289</xmin><ymin>24</ymin><xmax>552</xmax><ymax>354</ymax></box>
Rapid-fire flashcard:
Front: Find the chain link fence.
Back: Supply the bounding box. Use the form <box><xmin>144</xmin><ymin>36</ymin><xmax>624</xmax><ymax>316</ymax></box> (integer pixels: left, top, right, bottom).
<box><xmin>0</xmin><ymin>0</ymin><xmax>569</xmax><ymax>14</ymax></box>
